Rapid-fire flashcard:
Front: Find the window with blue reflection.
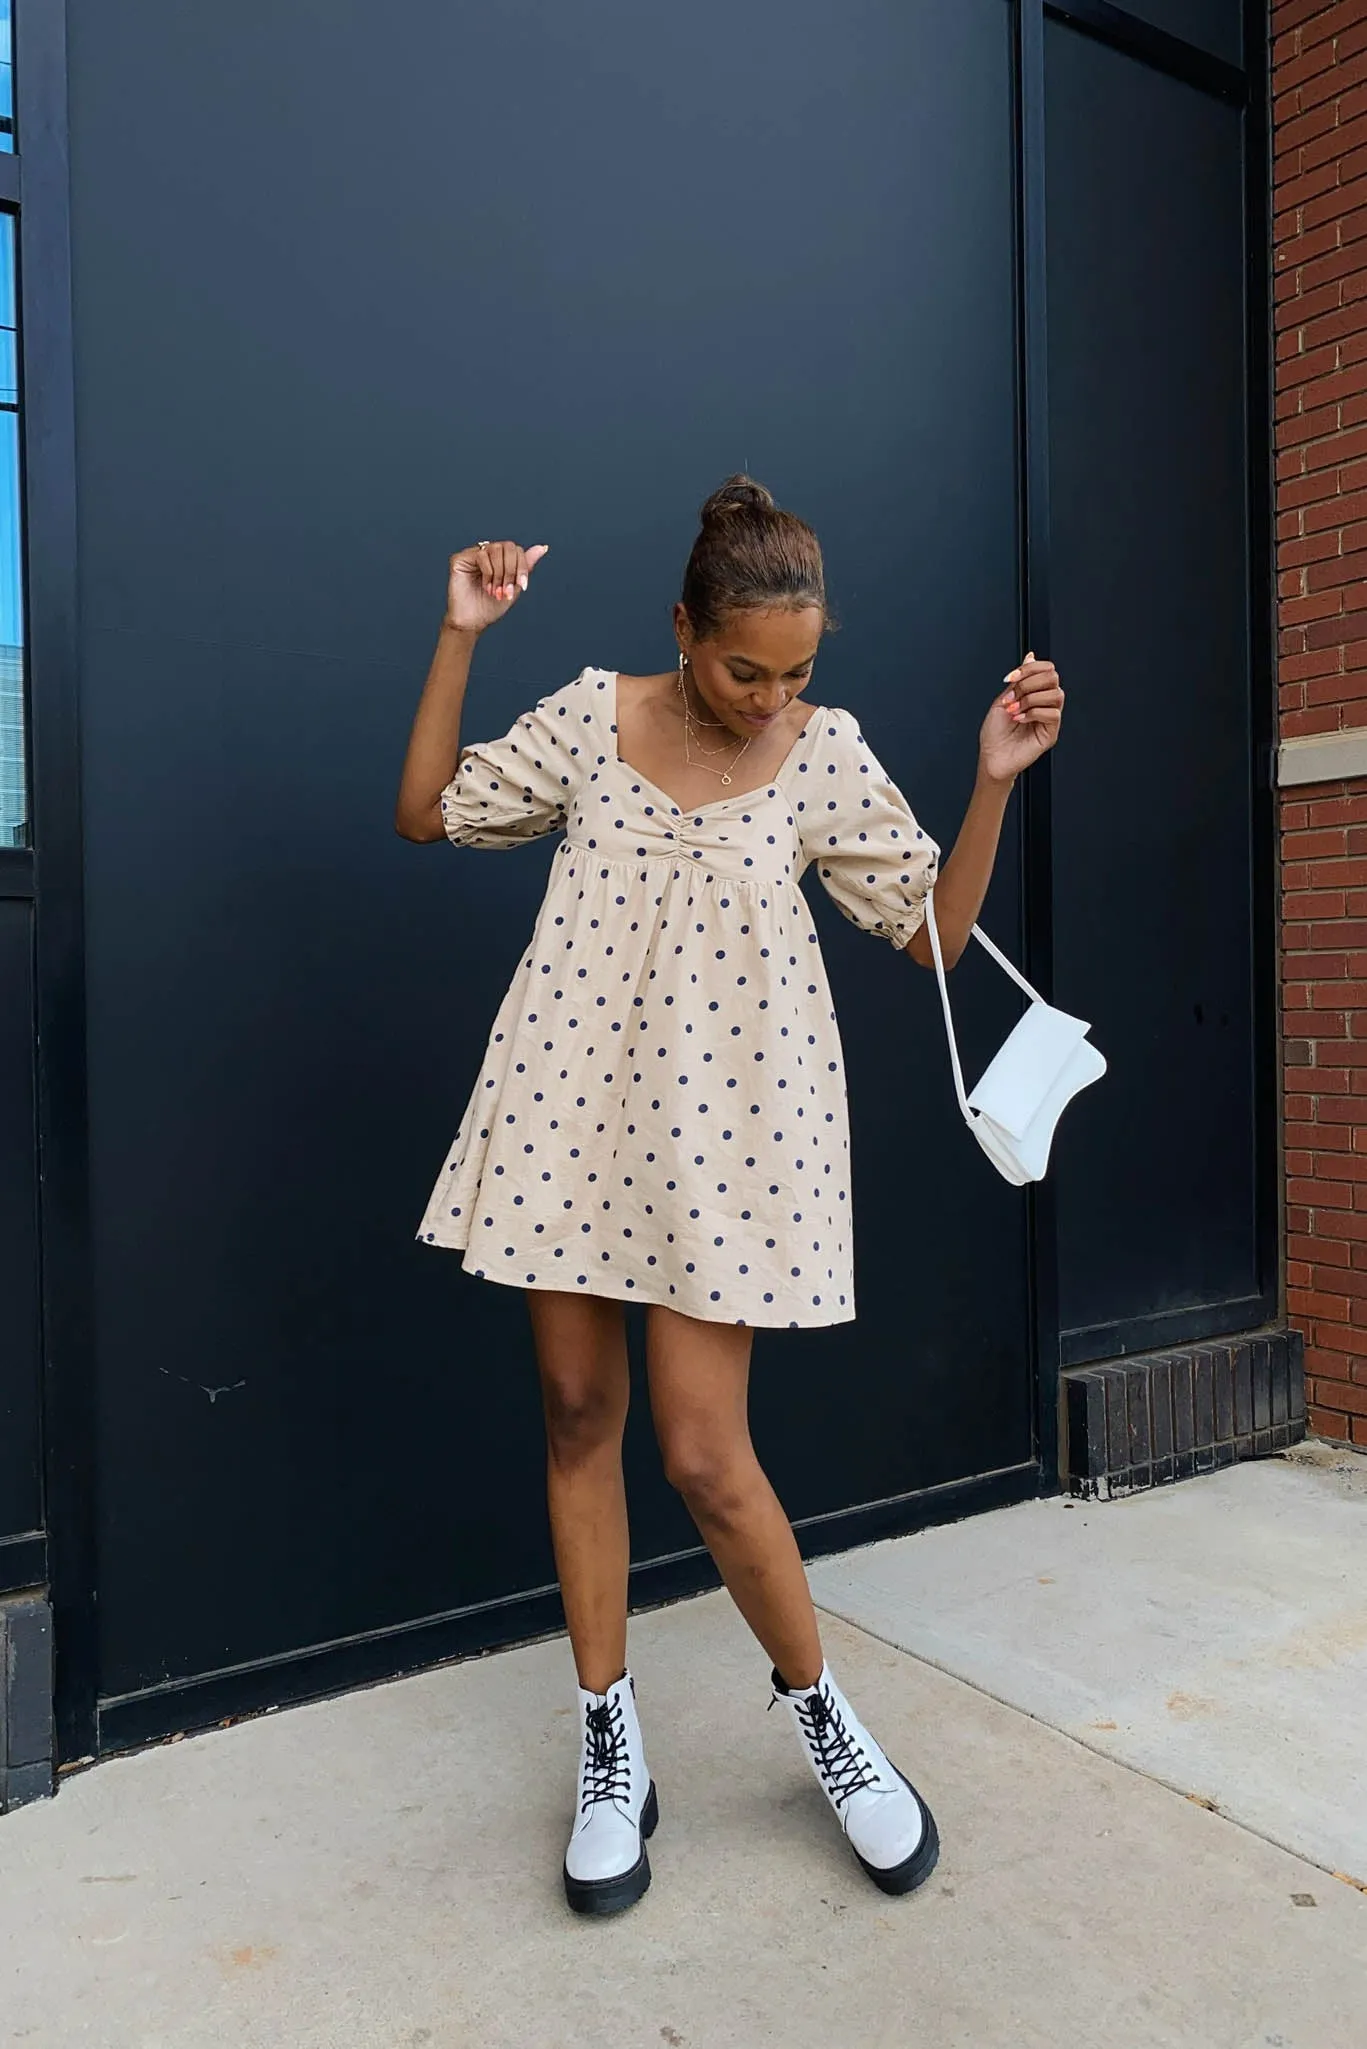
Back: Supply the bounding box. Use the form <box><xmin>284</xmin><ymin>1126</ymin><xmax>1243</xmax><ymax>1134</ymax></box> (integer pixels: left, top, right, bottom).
<box><xmin>0</xmin><ymin>212</ymin><xmax>22</xmax><ymax>847</ymax></box>
<box><xmin>0</xmin><ymin>1</ymin><xmax>12</xmax><ymax>153</ymax></box>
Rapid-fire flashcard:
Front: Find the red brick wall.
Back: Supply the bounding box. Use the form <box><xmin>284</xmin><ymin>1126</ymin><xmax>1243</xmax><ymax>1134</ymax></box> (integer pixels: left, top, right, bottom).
<box><xmin>1275</xmin><ymin>0</ymin><xmax>1367</xmax><ymax>1444</ymax></box>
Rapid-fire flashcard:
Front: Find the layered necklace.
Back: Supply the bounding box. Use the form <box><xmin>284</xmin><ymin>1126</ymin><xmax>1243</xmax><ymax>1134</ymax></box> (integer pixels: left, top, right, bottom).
<box><xmin>676</xmin><ymin>656</ymin><xmax>756</xmax><ymax>787</ymax></box>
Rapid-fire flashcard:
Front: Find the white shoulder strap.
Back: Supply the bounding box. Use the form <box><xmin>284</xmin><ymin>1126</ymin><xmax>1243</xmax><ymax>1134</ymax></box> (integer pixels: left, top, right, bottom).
<box><xmin>923</xmin><ymin>889</ymin><xmax>1046</xmax><ymax>1122</ymax></box>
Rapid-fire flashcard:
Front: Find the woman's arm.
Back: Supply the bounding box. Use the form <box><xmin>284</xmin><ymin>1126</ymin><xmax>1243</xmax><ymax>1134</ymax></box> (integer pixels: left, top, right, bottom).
<box><xmin>904</xmin><ymin>654</ymin><xmax>1065</xmax><ymax>971</ymax></box>
<box><xmin>395</xmin><ymin>619</ymin><xmax>479</xmax><ymax>842</ymax></box>
<box><xmin>904</xmin><ymin>769</ymin><xmax>1014</xmax><ymax>970</ymax></box>
<box><xmin>394</xmin><ymin>539</ymin><xmax>549</xmax><ymax>843</ymax></box>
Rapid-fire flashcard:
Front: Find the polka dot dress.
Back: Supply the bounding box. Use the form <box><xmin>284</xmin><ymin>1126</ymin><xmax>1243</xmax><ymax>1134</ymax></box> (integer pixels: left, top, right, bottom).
<box><xmin>417</xmin><ymin>668</ymin><xmax>939</xmax><ymax>1328</ymax></box>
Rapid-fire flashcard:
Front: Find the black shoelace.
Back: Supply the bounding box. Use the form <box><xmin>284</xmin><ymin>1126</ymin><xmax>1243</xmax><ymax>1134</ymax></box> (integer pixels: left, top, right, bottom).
<box><xmin>788</xmin><ymin>1687</ymin><xmax>879</xmax><ymax>1807</ymax></box>
<box><xmin>580</xmin><ymin>1698</ymin><xmax>632</xmax><ymax>1815</ymax></box>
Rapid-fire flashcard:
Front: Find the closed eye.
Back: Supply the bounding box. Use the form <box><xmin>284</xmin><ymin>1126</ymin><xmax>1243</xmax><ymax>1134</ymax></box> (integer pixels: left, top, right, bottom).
<box><xmin>729</xmin><ymin>664</ymin><xmax>814</xmax><ymax>684</ymax></box>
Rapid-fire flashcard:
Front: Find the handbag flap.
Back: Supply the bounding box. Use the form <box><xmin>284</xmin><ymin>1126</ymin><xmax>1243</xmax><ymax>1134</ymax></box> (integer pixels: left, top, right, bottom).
<box><xmin>966</xmin><ymin>1000</ymin><xmax>1092</xmax><ymax>1140</ymax></box>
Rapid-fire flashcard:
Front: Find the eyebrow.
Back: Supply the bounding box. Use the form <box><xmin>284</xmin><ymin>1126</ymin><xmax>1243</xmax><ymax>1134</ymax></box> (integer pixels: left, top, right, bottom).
<box><xmin>725</xmin><ymin>651</ymin><xmax>820</xmax><ymax>674</ymax></box>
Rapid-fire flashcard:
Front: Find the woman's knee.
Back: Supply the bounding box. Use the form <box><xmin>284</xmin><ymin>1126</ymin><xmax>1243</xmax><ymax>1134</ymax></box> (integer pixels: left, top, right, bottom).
<box><xmin>529</xmin><ymin>1292</ymin><xmax>628</xmax><ymax>1464</ymax></box>
<box><xmin>540</xmin><ymin>1369</ymin><xmax>628</xmax><ymax>1464</ymax></box>
<box><xmin>659</xmin><ymin>1435</ymin><xmax>753</xmax><ymax>1523</ymax></box>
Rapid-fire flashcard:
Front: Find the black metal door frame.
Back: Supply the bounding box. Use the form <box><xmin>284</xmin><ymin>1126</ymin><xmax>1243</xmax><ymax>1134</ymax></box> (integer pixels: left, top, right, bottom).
<box><xmin>0</xmin><ymin>34</ymin><xmax>36</xmax><ymax>1602</ymax></box>
<box><xmin>9</xmin><ymin>0</ymin><xmax>97</xmax><ymax>1764</ymax></box>
<box><xmin>1016</xmin><ymin>0</ymin><xmax>1277</xmax><ymax>1429</ymax></box>
<box><xmin>17</xmin><ymin>0</ymin><xmax>1275</xmax><ymax>1766</ymax></box>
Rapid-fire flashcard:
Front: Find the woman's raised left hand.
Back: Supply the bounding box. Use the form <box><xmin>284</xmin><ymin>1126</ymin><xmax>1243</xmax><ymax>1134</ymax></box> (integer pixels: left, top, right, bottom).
<box><xmin>977</xmin><ymin>654</ymin><xmax>1065</xmax><ymax>785</ymax></box>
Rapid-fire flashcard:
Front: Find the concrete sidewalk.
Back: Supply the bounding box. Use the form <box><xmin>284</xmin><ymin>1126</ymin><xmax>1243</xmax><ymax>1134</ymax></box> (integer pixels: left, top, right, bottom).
<box><xmin>810</xmin><ymin>1441</ymin><xmax>1367</xmax><ymax>1883</ymax></box>
<box><xmin>1</xmin><ymin>1455</ymin><xmax>1365</xmax><ymax>2049</ymax></box>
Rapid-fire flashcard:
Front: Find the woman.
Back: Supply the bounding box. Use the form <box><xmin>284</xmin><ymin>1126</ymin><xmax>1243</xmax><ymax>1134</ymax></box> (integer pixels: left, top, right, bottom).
<box><xmin>395</xmin><ymin>478</ymin><xmax>1063</xmax><ymax>1917</ymax></box>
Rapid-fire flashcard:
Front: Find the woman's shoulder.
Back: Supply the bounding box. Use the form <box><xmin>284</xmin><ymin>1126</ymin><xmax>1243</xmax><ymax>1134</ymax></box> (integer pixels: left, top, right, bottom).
<box><xmin>526</xmin><ymin>666</ymin><xmax>614</xmax><ymax>718</ymax></box>
<box><xmin>803</xmin><ymin>701</ymin><xmax>868</xmax><ymax>726</ymax></box>
<box><xmin>607</xmin><ymin>668</ymin><xmax>671</xmax><ymax>706</ymax></box>
<box><xmin>789</xmin><ymin>704</ymin><xmax>900</xmax><ymax>802</ymax></box>
<box><xmin>816</xmin><ymin>705</ymin><xmax>894</xmax><ymax>758</ymax></box>
<box><xmin>543</xmin><ymin>664</ymin><xmax>613</xmax><ymax>696</ymax></box>
<box><xmin>796</xmin><ymin>702</ymin><xmax>865</xmax><ymax>753</ymax></box>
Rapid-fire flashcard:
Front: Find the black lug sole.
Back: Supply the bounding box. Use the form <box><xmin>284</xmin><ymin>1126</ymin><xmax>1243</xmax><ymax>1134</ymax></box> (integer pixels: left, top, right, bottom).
<box><xmin>852</xmin><ymin>1772</ymin><xmax>941</xmax><ymax>1897</ymax></box>
<box><xmin>563</xmin><ymin>1780</ymin><xmax>659</xmax><ymax>1917</ymax></box>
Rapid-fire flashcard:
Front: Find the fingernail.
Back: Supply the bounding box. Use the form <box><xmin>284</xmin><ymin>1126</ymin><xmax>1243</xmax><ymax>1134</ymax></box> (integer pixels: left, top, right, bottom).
<box><xmin>519</xmin><ymin>574</ymin><xmax>529</xmax><ymax>591</ymax></box>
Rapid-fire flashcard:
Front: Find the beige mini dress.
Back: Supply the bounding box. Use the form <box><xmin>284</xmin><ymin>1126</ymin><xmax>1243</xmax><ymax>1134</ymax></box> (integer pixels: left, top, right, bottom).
<box><xmin>417</xmin><ymin>667</ymin><xmax>939</xmax><ymax>1327</ymax></box>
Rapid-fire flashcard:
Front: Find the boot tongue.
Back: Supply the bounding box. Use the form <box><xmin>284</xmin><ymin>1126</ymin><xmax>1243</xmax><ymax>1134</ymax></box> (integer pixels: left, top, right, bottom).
<box><xmin>771</xmin><ymin>1665</ymin><xmax>822</xmax><ymax>1701</ymax></box>
<box><xmin>586</xmin><ymin>1701</ymin><xmax>614</xmax><ymax>1764</ymax></box>
<box><xmin>802</xmin><ymin>1687</ymin><xmax>879</xmax><ymax>1803</ymax></box>
<box><xmin>583</xmin><ymin>1698</ymin><xmax>631</xmax><ymax>1805</ymax></box>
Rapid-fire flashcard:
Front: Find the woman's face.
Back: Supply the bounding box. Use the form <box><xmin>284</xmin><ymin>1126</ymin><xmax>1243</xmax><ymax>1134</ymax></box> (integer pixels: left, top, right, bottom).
<box><xmin>674</xmin><ymin>605</ymin><xmax>825</xmax><ymax>738</ymax></box>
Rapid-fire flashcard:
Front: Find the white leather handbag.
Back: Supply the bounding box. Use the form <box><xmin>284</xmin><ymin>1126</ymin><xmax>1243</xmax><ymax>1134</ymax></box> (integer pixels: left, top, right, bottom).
<box><xmin>924</xmin><ymin>890</ymin><xmax>1106</xmax><ymax>1186</ymax></box>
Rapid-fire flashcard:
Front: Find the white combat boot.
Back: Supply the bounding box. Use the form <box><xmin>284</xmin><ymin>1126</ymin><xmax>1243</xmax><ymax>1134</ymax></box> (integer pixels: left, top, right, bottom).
<box><xmin>771</xmin><ymin>1663</ymin><xmax>940</xmax><ymax>1895</ymax></box>
<box><xmin>562</xmin><ymin>1670</ymin><xmax>658</xmax><ymax>1916</ymax></box>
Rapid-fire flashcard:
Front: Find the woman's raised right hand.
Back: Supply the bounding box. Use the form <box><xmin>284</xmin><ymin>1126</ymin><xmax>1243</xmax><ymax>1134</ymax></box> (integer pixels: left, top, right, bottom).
<box><xmin>445</xmin><ymin>540</ymin><xmax>550</xmax><ymax>634</ymax></box>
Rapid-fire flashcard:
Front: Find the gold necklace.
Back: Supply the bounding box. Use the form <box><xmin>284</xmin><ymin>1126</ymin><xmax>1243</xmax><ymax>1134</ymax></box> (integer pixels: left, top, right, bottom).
<box><xmin>677</xmin><ymin>668</ymin><xmax>753</xmax><ymax>785</ymax></box>
<box><xmin>676</xmin><ymin>671</ymin><xmax>732</xmax><ymax>749</ymax></box>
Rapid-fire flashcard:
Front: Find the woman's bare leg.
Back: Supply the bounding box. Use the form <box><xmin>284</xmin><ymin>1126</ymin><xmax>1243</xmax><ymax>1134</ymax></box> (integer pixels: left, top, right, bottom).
<box><xmin>525</xmin><ymin>1290</ymin><xmax>632</xmax><ymax>1695</ymax></box>
<box><xmin>644</xmin><ymin>1305</ymin><xmax>938</xmax><ymax>1897</ymax></box>
<box><xmin>645</xmin><ymin>1304</ymin><xmax>823</xmax><ymax>1688</ymax></box>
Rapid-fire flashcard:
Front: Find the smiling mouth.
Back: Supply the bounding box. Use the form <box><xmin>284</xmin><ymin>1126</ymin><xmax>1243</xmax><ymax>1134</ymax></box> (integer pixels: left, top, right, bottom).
<box><xmin>741</xmin><ymin>710</ymin><xmax>780</xmax><ymax>728</ymax></box>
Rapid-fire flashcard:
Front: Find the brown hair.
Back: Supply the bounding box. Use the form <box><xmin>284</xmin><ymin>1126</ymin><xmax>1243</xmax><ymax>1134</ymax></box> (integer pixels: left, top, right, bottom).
<box><xmin>679</xmin><ymin>475</ymin><xmax>831</xmax><ymax>641</ymax></box>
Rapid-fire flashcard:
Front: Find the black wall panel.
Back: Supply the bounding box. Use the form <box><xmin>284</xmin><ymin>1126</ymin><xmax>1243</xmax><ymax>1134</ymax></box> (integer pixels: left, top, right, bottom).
<box><xmin>12</xmin><ymin>0</ymin><xmax>1269</xmax><ymax>1737</ymax></box>
<box><xmin>65</xmin><ymin>0</ymin><xmax>1027</xmax><ymax>1703</ymax></box>
<box><xmin>1045</xmin><ymin>25</ymin><xmax>1260</xmax><ymax>1344</ymax></box>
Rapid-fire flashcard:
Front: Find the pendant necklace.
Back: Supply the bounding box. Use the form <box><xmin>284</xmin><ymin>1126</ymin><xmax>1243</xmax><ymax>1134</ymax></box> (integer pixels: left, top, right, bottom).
<box><xmin>677</xmin><ymin>661</ymin><xmax>753</xmax><ymax>787</ymax></box>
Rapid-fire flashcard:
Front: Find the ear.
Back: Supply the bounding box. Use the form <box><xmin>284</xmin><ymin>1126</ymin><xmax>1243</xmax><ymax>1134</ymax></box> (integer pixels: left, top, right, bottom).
<box><xmin>672</xmin><ymin>600</ymin><xmax>692</xmax><ymax>651</ymax></box>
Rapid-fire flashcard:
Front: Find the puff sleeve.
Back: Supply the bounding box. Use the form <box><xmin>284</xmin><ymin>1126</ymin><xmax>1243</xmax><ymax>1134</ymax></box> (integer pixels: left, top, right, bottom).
<box><xmin>439</xmin><ymin>671</ymin><xmax>591</xmax><ymax>850</ymax></box>
<box><xmin>798</xmin><ymin>707</ymin><xmax>940</xmax><ymax>948</ymax></box>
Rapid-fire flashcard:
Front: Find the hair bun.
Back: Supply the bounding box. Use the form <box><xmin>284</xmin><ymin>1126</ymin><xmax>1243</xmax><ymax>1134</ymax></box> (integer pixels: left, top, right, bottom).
<box><xmin>699</xmin><ymin>474</ymin><xmax>777</xmax><ymax>525</ymax></box>
<box><xmin>681</xmin><ymin>472</ymin><xmax>828</xmax><ymax>640</ymax></box>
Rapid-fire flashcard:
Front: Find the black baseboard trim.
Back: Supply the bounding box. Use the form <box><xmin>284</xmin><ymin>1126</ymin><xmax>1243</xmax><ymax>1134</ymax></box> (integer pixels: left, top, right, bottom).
<box><xmin>1062</xmin><ymin>1329</ymin><xmax>1305</xmax><ymax>1500</ymax></box>
<box><xmin>793</xmin><ymin>1461</ymin><xmax>1042</xmax><ymax>1556</ymax></box>
<box><xmin>93</xmin><ymin>1462</ymin><xmax>1041</xmax><ymax>1759</ymax></box>
<box><xmin>1</xmin><ymin>1594</ymin><xmax>55</xmax><ymax>1813</ymax></box>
